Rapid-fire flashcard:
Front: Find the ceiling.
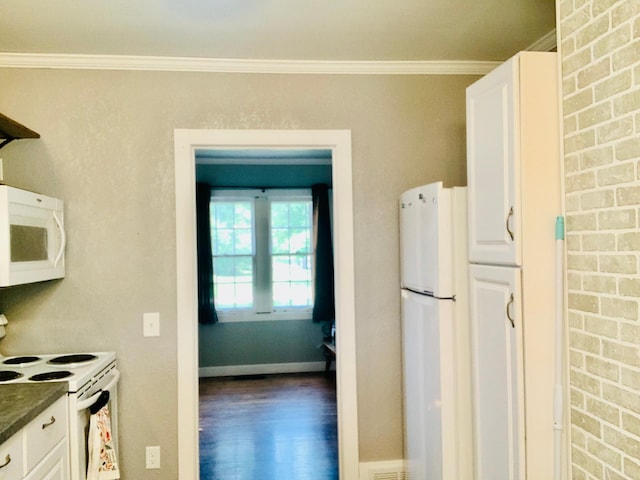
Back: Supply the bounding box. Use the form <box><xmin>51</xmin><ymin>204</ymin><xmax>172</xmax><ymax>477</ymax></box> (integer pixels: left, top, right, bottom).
<box><xmin>0</xmin><ymin>0</ymin><xmax>556</xmax><ymax>62</ymax></box>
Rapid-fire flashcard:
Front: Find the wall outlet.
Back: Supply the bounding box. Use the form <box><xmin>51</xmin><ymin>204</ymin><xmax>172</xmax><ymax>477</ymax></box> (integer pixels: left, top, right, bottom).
<box><xmin>143</xmin><ymin>312</ymin><xmax>160</xmax><ymax>337</ymax></box>
<box><xmin>145</xmin><ymin>446</ymin><xmax>160</xmax><ymax>469</ymax></box>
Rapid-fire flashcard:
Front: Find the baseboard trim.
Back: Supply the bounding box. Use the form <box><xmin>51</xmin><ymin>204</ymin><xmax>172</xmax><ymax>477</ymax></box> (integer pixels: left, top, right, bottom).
<box><xmin>359</xmin><ymin>460</ymin><xmax>407</xmax><ymax>480</ymax></box>
<box><xmin>199</xmin><ymin>361</ymin><xmax>328</xmax><ymax>377</ymax></box>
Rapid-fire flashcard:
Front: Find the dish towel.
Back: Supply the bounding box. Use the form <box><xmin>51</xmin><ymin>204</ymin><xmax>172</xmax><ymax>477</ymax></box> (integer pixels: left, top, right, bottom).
<box><xmin>87</xmin><ymin>402</ymin><xmax>120</xmax><ymax>480</ymax></box>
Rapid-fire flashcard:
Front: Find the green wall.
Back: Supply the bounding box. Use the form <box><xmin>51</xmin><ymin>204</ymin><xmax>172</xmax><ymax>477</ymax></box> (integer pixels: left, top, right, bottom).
<box><xmin>196</xmin><ymin>162</ymin><xmax>333</xmax><ymax>370</ymax></box>
<box><xmin>199</xmin><ymin>320</ymin><xmax>327</xmax><ymax>368</ymax></box>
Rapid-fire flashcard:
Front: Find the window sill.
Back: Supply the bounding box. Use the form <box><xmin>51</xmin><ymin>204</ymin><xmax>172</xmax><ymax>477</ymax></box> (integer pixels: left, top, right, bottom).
<box><xmin>217</xmin><ymin>310</ymin><xmax>313</xmax><ymax>323</ymax></box>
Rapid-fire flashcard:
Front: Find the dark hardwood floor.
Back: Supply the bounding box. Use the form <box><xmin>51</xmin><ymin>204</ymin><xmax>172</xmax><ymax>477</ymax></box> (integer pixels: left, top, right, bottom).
<box><xmin>199</xmin><ymin>372</ymin><xmax>338</xmax><ymax>480</ymax></box>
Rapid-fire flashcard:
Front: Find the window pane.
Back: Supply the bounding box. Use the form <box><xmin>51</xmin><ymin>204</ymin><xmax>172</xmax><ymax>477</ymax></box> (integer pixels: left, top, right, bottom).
<box><xmin>213</xmin><ymin>228</ymin><xmax>234</xmax><ymax>255</ymax></box>
<box><xmin>271</xmin><ymin>202</ymin><xmax>289</xmax><ymax>228</ymax></box>
<box><xmin>289</xmin><ymin>202</ymin><xmax>310</xmax><ymax>228</ymax></box>
<box><xmin>272</xmin><ymin>256</ymin><xmax>290</xmax><ymax>282</ymax></box>
<box><xmin>272</xmin><ymin>254</ymin><xmax>312</xmax><ymax>308</ymax></box>
<box><xmin>213</xmin><ymin>257</ymin><xmax>235</xmax><ymax>278</ymax></box>
<box><xmin>215</xmin><ymin>284</ymin><xmax>236</xmax><ymax>308</ymax></box>
<box><xmin>289</xmin><ymin>282</ymin><xmax>312</xmax><ymax>306</ymax></box>
<box><xmin>214</xmin><ymin>255</ymin><xmax>254</xmax><ymax>309</ymax></box>
<box><xmin>211</xmin><ymin>198</ymin><xmax>255</xmax><ymax>311</ymax></box>
<box><xmin>271</xmin><ymin>228</ymin><xmax>290</xmax><ymax>254</ymax></box>
<box><xmin>270</xmin><ymin>201</ymin><xmax>312</xmax><ymax>254</ymax></box>
<box><xmin>290</xmin><ymin>228</ymin><xmax>310</xmax><ymax>253</ymax></box>
<box><xmin>235</xmin><ymin>228</ymin><xmax>253</xmax><ymax>254</ymax></box>
<box><xmin>273</xmin><ymin>280</ymin><xmax>312</xmax><ymax>307</ymax></box>
<box><xmin>291</xmin><ymin>255</ymin><xmax>312</xmax><ymax>281</ymax></box>
<box><xmin>269</xmin><ymin>199</ymin><xmax>313</xmax><ymax>309</ymax></box>
<box><xmin>212</xmin><ymin>203</ymin><xmax>235</xmax><ymax>228</ymax></box>
<box><xmin>234</xmin><ymin>204</ymin><xmax>252</xmax><ymax>228</ymax></box>
<box><xmin>234</xmin><ymin>284</ymin><xmax>253</xmax><ymax>308</ymax></box>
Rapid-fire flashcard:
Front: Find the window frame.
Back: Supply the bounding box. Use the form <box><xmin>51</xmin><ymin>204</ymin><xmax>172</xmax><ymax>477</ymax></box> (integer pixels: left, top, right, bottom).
<box><xmin>210</xmin><ymin>188</ymin><xmax>314</xmax><ymax>323</ymax></box>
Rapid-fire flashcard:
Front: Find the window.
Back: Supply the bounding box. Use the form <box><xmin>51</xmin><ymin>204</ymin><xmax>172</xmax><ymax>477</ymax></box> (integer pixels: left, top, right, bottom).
<box><xmin>210</xmin><ymin>189</ymin><xmax>313</xmax><ymax>321</ymax></box>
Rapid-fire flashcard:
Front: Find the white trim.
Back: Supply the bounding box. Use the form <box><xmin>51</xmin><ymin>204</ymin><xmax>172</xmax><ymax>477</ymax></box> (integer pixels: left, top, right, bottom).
<box><xmin>197</xmin><ymin>157</ymin><xmax>332</xmax><ymax>166</ymax></box>
<box><xmin>525</xmin><ymin>29</ymin><xmax>557</xmax><ymax>52</ymax></box>
<box><xmin>199</xmin><ymin>361</ymin><xmax>328</xmax><ymax>378</ymax></box>
<box><xmin>175</xmin><ymin>129</ymin><xmax>359</xmax><ymax>480</ymax></box>
<box><xmin>0</xmin><ymin>52</ymin><xmax>500</xmax><ymax>75</ymax></box>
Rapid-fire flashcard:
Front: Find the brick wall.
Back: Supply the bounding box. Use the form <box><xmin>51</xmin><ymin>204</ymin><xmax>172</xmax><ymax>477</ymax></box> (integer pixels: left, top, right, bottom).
<box><xmin>559</xmin><ymin>0</ymin><xmax>640</xmax><ymax>478</ymax></box>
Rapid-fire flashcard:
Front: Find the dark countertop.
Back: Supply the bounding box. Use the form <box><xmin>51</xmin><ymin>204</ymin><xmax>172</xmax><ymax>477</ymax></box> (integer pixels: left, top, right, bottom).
<box><xmin>0</xmin><ymin>382</ymin><xmax>67</xmax><ymax>445</ymax></box>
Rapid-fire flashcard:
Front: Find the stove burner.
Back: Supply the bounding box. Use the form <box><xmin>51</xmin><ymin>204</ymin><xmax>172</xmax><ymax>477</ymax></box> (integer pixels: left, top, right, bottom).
<box><xmin>48</xmin><ymin>354</ymin><xmax>97</xmax><ymax>365</ymax></box>
<box><xmin>30</xmin><ymin>371</ymin><xmax>73</xmax><ymax>381</ymax></box>
<box><xmin>0</xmin><ymin>370</ymin><xmax>24</xmax><ymax>382</ymax></box>
<box><xmin>3</xmin><ymin>356</ymin><xmax>42</xmax><ymax>366</ymax></box>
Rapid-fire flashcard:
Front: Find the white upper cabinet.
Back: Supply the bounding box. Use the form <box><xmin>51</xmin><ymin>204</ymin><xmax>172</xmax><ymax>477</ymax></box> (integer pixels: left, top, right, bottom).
<box><xmin>466</xmin><ymin>52</ymin><xmax>561</xmax><ymax>266</ymax></box>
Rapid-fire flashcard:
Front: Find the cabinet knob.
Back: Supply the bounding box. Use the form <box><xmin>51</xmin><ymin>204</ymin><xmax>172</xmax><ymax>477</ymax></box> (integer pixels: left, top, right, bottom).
<box><xmin>0</xmin><ymin>454</ymin><xmax>10</xmax><ymax>469</ymax></box>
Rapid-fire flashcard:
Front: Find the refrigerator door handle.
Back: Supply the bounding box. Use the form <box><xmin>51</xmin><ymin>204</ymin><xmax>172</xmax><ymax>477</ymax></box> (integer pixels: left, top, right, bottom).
<box><xmin>506</xmin><ymin>293</ymin><xmax>515</xmax><ymax>328</ymax></box>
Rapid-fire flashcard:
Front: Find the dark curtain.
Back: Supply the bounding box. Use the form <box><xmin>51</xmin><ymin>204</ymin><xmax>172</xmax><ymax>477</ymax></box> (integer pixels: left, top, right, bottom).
<box><xmin>311</xmin><ymin>184</ymin><xmax>335</xmax><ymax>323</ymax></box>
<box><xmin>196</xmin><ymin>182</ymin><xmax>218</xmax><ymax>324</ymax></box>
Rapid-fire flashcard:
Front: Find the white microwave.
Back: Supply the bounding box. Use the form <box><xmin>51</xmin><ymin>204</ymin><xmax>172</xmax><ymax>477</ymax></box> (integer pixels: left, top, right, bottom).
<box><xmin>0</xmin><ymin>186</ymin><xmax>66</xmax><ymax>287</ymax></box>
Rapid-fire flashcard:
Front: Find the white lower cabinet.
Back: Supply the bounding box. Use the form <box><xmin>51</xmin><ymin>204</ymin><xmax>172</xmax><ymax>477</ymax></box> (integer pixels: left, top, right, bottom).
<box><xmin>0</xmin><ymin>396</ymin><xmax>69</xmax><ymax>480</ymax></box>
<box><xmin>24</xmin><ymin>440</ymin><xmax>68</xmax><ymax>480</ymax></box>
<box><xmin>0</xmin><ymin>428</ymin><xmax>24</xmax><ymax>480</ymax></box>
<box><xmin>469</xmin><ymin>264</ymin><xmax>524</xmax><ymax>480</ymax></box>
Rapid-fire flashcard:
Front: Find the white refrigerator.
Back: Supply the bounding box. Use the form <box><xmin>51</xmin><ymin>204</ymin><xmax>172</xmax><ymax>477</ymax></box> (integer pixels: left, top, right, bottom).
<box><xmin>399</xmin><ymin>182</ymin><xmax>472</xmax><ymax>480</ymax></box>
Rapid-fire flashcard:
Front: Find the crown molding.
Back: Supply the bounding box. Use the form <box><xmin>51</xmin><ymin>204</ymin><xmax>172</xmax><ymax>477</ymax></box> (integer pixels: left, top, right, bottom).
<box><xmin>0</xmin><ymin>52</ymin><xmax>500</xmax><ymax>75</ymax></box>
<box><xmin>526</xmin><ymin>29</ymin><xmax>557</xmax><ymax>52</ymax></box>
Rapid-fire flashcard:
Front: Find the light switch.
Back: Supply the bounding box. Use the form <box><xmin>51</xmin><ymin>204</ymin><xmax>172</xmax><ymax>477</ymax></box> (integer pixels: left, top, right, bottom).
<box><xmin>143</xmin><ymin>312</ymin><xmax>160</xmax><ymax>337</ymax></box>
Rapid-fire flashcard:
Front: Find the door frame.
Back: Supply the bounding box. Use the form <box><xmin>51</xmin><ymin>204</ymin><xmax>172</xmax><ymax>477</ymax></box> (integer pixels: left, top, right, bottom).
<box><xmin>174</xmin><ymin>129</ymin><xmax>359</xmax><ymax>479</ymax></box>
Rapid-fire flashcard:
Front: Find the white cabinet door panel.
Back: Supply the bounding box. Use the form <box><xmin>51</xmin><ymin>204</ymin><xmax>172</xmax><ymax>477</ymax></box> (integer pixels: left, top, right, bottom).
<box><xmin>0</xmin><ymin>431</ymin><xmax>24</xmax><ymax>480</ymax></box>
<box><xmin>467</xmin><ymin>58</ymin><xmax>520</xmax><ymax>266</ymax></box>
<box><xmin>469</xmin><ymin>264</ymin><xmax>523</xmax><ymax>480</ymax></box>
<box><xmin>23</xmin><ymin>440</ymin><xmax>68</xmax><ymax>480</ymax></box>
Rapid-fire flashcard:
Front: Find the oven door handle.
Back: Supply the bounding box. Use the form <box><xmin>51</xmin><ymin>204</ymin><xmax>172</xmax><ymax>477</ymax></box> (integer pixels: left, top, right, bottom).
<box><xmin>76</xmin><ymin>369</ymin><xmax>120</xmax><ymax>412</ymax></box>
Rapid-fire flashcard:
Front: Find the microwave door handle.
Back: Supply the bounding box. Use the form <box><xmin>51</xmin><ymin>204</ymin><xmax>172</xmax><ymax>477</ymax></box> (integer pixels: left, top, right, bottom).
<box><xmin>52</xmin><ymin>211</ymin><xmax>66</xmax><ymax>268</ymax></box>
<box><xmin>75</xmin><ymin>369</ymin><xmax>120</xmax><ymax>412</ymax></box>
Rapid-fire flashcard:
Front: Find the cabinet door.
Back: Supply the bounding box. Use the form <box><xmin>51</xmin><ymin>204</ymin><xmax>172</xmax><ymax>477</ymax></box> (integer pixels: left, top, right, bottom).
<box><xmin>468</xmin><ymin>264</ymin><xmax>524</xmax><ymax>480</ymax></box>
<box><xmin>23</xmin><ymin>440</ymin><xmax>68</xmax><ymax>480</ymax></box>
<box><xmin>466</xmin><ymin>56</ymin><xmax>521</xmax><ymax>266</ymax></box>
<box><xmin>0</xmin><ymin>431</ymin><xmax>24</xmax><ymax>480</ymax></box>
<box><xmin>24</xmin><ymin>397</ymin><xmax>67</xmax><ymax>474</ymax></box>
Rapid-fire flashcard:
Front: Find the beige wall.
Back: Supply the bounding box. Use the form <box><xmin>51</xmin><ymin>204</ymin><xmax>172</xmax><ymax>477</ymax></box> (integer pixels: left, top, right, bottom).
<box><xmin>0</xmin><ymin>69</ymin><xmax>477</xmax><ymax>477</ymax></box>
<box><xmin>558</xmin><ymin>1</ymin><xmax>640</xmax><ymax>479</ymax></box>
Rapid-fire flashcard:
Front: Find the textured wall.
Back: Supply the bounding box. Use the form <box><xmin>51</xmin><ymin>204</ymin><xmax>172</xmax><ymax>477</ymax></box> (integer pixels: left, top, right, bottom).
<box><xmin>558</xmin><ymin>1</ymin><xmax>640</xmax><ymax>478</ymax></box>
<box><xmin>0</xmin><ymin>68</ymin><xmax>476</xmax><ymax>477</ymax></box>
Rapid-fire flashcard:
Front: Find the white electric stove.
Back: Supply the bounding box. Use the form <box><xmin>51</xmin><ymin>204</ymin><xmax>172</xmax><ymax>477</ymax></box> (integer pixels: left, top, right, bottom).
<box><xmin>0</xmin><ymin>351</ymin><xmax>119</xmax><ymax>480</ymax></box>
<box><xmin>0</xmin><ymin>351</ymin><xmax>116</xmax><ymax>392</ymax></box>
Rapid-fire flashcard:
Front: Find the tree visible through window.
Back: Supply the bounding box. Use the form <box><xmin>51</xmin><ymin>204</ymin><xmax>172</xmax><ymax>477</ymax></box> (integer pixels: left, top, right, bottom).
<box><xmin>210</xmin><ymin>190</ymin><xmax>313</xmax><ymax>321</ymax></box>
<box><xmin>271</xmin><ymin>200</ymin><xmax>313</xmax><ymax>308</ymax></box>
<box><xmin>210</xmin><ymin>200</ymin><xmax>254</xmax><ymax>309</ymax></box>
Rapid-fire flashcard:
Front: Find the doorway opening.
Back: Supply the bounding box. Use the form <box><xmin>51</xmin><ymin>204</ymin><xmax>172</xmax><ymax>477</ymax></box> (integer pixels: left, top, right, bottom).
<box><xmin>196</xmin><ymin>148</ymin><xmax>337</xmax><ymax>477</ymax></box>
<box><xmin>175</xmin><ymin>129</ymin><xmax>359</xmax><ymax>479</ymax></box>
